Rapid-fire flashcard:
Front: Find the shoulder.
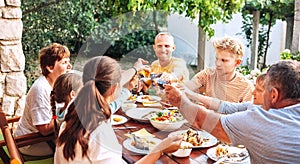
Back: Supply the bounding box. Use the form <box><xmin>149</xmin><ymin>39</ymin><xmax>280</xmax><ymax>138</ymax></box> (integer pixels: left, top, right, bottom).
<box><xmin>151</xmin><ymin>60</ymin><xmax>159</xmax><ymax>66</ymax></box>
<box><xmin>172</xmin><ymin>57</ymin><xmax>186</xmax><ymax>64</ymax></box>
<box><xmin>195</xmin><ymin>68</ymin><xmax>216</xmax><ymax>77</ymax></box>
<box><xmin>220</xmin><ymin>106</ymin><xmax>265</xmax><ymax>128</ymax></box>
<box><xmin>234</xmin><ymin>72</ymin><xmax>254</xmax><ymax>87</ymax></box>
<box><xmin>27</xmin><ymin>76</ymin><xmax>51</xmax><ymax>97</ymax></box>
<box><xmin>30</xmin><ymin>76</ymin><xmax>50</xmax><ymax>89</ymax></box>
<box><xmin>205</xmin><ymin>68</ymin><xmax>216</xmax><ymax>74</ymax></box>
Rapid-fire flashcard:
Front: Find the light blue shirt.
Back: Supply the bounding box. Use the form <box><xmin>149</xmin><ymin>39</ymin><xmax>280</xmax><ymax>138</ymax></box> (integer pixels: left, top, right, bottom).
<box><xmin>218</xmin><ymin>101</ymin><xmax>253</xmax><ymax>114</ymax></box>
<box><xmin>220</xmin><ymin>103</ymin><xmax>300</xmax><ymax>163</ymax></box>
<box><xmin>109</xmin><ymin>88</ymin><xmax>131</xmax><ymax>114</ymax></box>
<box><xmin>56</xmin><ymin>88</ymin><xmax>131</xmax><ymax>123</ymax></box>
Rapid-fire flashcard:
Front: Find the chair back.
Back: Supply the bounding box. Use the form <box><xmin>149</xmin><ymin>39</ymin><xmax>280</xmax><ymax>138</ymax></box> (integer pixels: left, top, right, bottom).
<box><xmin>0</xmin><ymin>111</ymin><xmax>23</xmax><ymax>164</ymax></box>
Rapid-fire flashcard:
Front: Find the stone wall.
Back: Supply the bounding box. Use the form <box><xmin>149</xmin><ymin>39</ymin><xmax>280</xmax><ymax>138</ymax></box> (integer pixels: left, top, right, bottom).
<box><xmin>0</xmin><ymin>0</ymin><xmax>26</xmax><ymax>117</ymax></box>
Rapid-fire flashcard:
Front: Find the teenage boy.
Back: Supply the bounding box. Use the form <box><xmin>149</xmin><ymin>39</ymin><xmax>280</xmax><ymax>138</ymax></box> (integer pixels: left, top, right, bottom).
<box><xmin>185</xmin><ymin>36</ymin><xmax>254</xmax><ymax>102</ymax></box>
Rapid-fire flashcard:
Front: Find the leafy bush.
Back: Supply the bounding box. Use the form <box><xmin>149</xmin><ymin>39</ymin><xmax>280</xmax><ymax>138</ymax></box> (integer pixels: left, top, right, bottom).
<box><xmin>280</xmin><ymin>49</ymin><xmax>300</xmax><ymax>61</ymax></box>
<box><xmin>22</xmin><ymin>1</ymin><xmax>166</xmax><ymax>90</ymax></box>
<box><xmin>237</xmin><ymin>66</ymin><xmax>262</xmax><ymax>84</ymax></box>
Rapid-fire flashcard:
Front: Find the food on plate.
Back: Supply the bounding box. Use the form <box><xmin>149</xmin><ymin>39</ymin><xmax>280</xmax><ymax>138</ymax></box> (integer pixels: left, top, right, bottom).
<box><xmin>150</xmin><ymin>109</ymin><xmax>184</xmax><ymax>123</ymax></box>
<box><xmin>206</xmin><ymin>144</ymin><xmax>249</xmax><ymax>162</ymax></box>
<box><xmin>216</xmin><ymin>144</ymin><xmax>229</xmax><ymax>157</ymax></box>
<box><xmin>142</xmin><ymin>100</ymin><xmax>157</xmax><ymax>104</ymax></box>
<box><xmin>136</xmin><ymin>95</ymin><xmax>161</xmax><ymax>103</ymax></box>
<box><xmin>132</xmin><ymin>128</ymin><xmax>155</xmax><ymax>137</ymax></box>
<box><xmin>124</xmin><ymin>128</ymin><xmax>156</xmax><ymax>150</ymax></box>
<box><xmin>129</xmin><ymin>94</ymin><xmax>137</xmax><ymax>101</ymax></box>
<box><xmin>124</xmin><ymin>128</ymin><xmax>155</xmax><ymax>138</ymax></box>
<box><xmin>141</xmin><ymin>95</ymin><xmax>151</xmax><ymax>101</ymax></box>
<box><xmin>113</xmin><ymin>117</ymin><xmax>122</xmax><ymax>122</ymax></box>
<box><xmin>131</xmin><ymin>135</ymin><xmax>157</xmax><ymax>150</ymax></box>
<box><xmin>179</xmin><ymin>141</ymin><xmax>193</xmax><ymax>149</ymax></box>
<box><xmin>182</xmin><ymin>129</ymin><xmax>211</xmax><ymax>146</ymax></box>
<box><xmin>139</xmin><ymin>95</ymin><xmax>160</xmax><ymax>102</ymax></box>
<box><xmin>142</xmin><ymin>101</ymin><xmax>162</xmax><ymax>107</ymax></box>
<box><xmin>212</xmin><ymin>144</ymin><xmax>249</xmax><ymax>162</ymax></box>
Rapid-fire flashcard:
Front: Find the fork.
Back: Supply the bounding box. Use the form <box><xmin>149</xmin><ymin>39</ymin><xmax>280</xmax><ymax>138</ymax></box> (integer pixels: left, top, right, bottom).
<box><xmin>141</xmin><ymin>111</ymin><xmax>157</xmax><ymax>119</ymax></box>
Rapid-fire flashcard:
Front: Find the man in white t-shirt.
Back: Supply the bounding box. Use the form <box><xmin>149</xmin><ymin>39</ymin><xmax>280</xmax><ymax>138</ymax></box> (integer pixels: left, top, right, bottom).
<box><xmin>14</xmin><ymin>43</ymin><xmax>72</xmax><ymax>156</ymax></box>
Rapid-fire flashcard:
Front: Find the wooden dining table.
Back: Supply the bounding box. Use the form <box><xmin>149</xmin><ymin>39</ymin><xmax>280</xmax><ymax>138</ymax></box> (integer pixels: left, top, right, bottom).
<box><xmin>113</xmin><ymin>102</ymin><xmax>217</xmax><ymax>164</ymax></box>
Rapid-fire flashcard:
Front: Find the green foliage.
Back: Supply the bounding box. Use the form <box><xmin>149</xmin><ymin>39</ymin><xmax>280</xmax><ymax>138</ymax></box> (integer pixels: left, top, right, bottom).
<box><xmin>22</xmin><ymin>0</ymin><xmax>102</xmax><ymax>89</ymax></box>
<box><xmin>127</xmin><ymin>0</ymin><xmax>244</xmax><ymax>37</ymax></box>
<box><xmin>241</xmin><ymin>0</ymin><xmax>294</xmax><ymax>70</ymax></box>
<box><xmin>237</xmin><ymin>65</ymin><xmax>263</xmax><ymax>83</ymax></box>
<box><xmin>22</xmin><ymin>1</ymin><xmax>163</xmax><ymax>89</ymax></box>
<box><xmin>241</xmin><ymin>14</ymin><xmax>269</xmax><ymax>69</ymax></box>
<box><xmin>22</xmin><ymin>0</ymin><xmax>244</xmax><ymax>90</ymax></box>
<box><xmin>236</xmin><ymin>65</ymin><xmax>252</xmax><ymax>76</ymax></box>
<box><xmin>280</xmin><ymin>49</ymin><xmax>300</xmax><ymax>61</ymax></box>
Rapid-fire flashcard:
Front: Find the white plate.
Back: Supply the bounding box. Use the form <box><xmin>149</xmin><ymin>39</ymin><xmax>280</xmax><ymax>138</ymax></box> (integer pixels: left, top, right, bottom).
<box><xmin>168</xmin><ymin>129</ymin><xmax>218</xmax><ymax>148</ymax></box>
<box><xmin>123</xmin><ymin>138</ymin><xmax>161</xmax><ymax>155</ymax></box>
<box><xmin>136</xmin><ymin>95</ymin><xmax>162</xmax><ymax>103</ymax></box>
<box><xmin>206</xmin><ymin>146</ymin><xmax>250</xmax><ymax>163</ymax></box>
<box><xmin>125</xmin><ymin>108</ymin><xmax>161</xmax><ymax>123</ymax></box>
<box><xmin>111</xmin><ymin>115</ymin><xmax>128</xmax><ymax>125</ymax></box>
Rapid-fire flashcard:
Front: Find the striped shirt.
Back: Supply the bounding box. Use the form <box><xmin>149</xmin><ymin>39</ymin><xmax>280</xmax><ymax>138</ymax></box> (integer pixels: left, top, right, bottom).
<box><xmin>189</xmin><ymin>68</ymin><xmax>254</xmax><ymax>103</ymax></box>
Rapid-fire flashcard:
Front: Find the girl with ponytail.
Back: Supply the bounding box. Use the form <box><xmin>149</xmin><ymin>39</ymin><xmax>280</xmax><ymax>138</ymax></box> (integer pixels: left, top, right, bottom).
<box><xmin>54</xmin><ymin>56</ymin><xmax>182</xmax><ymax>163</ymax></box>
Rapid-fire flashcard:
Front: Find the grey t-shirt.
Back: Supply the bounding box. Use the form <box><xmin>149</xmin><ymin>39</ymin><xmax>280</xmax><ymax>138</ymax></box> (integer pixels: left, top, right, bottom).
<box><xmin>220</xmin><ymin>103</ymin><xmax>300</xmax><ymax>163</ymax></box>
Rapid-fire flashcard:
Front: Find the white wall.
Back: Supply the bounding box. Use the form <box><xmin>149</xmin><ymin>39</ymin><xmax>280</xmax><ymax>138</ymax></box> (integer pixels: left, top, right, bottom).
<box><xmin>168</xmin><ymin>13</ymin><xmax>285</xmax><ymax>68</ymax></box>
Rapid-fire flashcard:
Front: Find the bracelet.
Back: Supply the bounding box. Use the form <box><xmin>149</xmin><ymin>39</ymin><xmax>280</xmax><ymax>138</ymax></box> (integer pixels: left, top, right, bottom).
<box><xmin>132</xmin><ymin>67</ymin><xmax>138</xmax><ymax>75</ymax></box>
<box><xmin>52</xmin><ymin>115</ymin><xmax>57</xmax><ymax>119</ymax></box>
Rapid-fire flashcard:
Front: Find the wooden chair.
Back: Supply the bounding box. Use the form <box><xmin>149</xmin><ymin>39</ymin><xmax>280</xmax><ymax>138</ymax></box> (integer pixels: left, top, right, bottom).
<box><xmin>0</xmin><ymin>110</ymin><xmax>56</xmax><ymax>164</ymax></box>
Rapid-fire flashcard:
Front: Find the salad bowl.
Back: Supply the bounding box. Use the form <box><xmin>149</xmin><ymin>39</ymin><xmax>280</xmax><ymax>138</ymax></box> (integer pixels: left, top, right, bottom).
<box><xmin>149</xmin><ymin>110</ymin><xmax>185</xmax><ymax>132</ymax></box>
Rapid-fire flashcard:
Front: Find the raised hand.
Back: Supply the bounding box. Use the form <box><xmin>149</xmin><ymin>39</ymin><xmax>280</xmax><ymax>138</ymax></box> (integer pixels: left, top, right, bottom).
<box><xmin>134</xmin><ymin>58</ymin><xmax>150</xmax><ymax>72</ymax></box>
<box><xmin>164</xmin><ymin>84</ymin><xmax>182</xmax><ymax>107</ymax></box>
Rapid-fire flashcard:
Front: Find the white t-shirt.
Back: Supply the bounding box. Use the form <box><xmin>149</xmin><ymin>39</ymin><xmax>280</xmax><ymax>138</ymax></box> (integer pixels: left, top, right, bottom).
<box><xmin>54</xmin><ymin>121</ymin><xmax>122</xmax><ymax>163</ymax></box>
<box><xmin>15</xmin><ymin>76</ymin><xmax>52</xmax><ymax>136</ymax></box>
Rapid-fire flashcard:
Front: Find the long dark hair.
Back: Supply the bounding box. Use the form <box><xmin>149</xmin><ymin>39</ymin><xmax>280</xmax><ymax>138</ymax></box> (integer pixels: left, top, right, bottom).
<box><xmin>50</xmin><ymin>73</ymin><xmax>83</xmax><ymax>136</ymax></box>
<box><xmin>56</xmin><ymin>56</ymin><xmax>121</xmax><ymax>160</ymax></box>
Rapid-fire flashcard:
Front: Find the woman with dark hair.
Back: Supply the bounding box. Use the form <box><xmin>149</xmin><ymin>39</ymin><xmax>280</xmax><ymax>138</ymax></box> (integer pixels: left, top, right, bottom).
<box><xmin>54</xmin><ymin>56</ymin><xmax>181</xmax><ymax>163</ymax></box>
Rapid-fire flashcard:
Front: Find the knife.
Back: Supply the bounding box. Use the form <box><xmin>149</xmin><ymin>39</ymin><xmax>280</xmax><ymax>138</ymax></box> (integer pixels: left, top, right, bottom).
<box><xmin>113</xmin><ymin>126</ymin><xmax>137</xmax><ymax>130</ymax></box>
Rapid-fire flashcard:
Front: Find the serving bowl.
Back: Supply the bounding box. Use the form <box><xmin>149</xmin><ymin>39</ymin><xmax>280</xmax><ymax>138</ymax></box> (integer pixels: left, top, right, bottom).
<box><xmin>149</xmin><ymin>119</ymin><xmax>185</xmax><ymax>132</ymax></box>
<box><xmin>172</xmin><ymin>141</ymin><xmax>193</xmax><ymax>157</ymax></box>
<box><xmin>149</xmin><ymin>110</ymin><xmax>185</xmax><ymax>132</ymax></box>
